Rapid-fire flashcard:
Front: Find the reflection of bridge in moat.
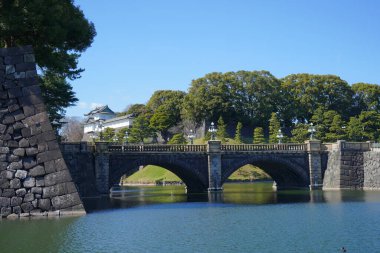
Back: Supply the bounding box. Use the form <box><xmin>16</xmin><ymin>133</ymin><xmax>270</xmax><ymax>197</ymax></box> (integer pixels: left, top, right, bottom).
<box><xmin>62</xmin><ymin>140</ymin><xmax>379</xmax><ymax>197</ymax></box>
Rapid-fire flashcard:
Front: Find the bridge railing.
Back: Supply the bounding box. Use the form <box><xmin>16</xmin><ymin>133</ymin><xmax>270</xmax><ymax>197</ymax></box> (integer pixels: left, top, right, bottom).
<box><xmin>371</xmin><ymin>143</ymin><xmax>380</xmax><ymax>151</ymax></box>
<box><xmin>221</xmin><ymin>143</ymin><xmax>306</xmax><ymax>151</ymax></box>
<box><xmin>341</xmin><ymin>142</ymin><xmax>371</xmax><ymax>151</ymax></box>
<box><xmin>108</xmin><ymin>144</ymin><xmax>207</xmax><ymax>153</ymax></box>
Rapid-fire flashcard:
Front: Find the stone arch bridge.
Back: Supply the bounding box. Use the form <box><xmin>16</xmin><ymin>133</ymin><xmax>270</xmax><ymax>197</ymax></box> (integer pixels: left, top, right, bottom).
<box><xmin>61</xmin><ymin>140</ymin><xmax>353</xmax><ymax>196</ymax></box>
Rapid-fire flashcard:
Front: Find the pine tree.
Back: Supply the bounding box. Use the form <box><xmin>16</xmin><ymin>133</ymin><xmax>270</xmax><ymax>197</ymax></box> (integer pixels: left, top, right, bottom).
<box><xmin>235</xmin><ymin>122</ymin><xmax>243</xmax><ymax>143</ymax></box>
<box><xmin>217</xmin><ymin>116</ymin><xmax>228</xmax><ymax>142</ymax></box>
<box><xmin>253</xmin><ymin>127</ymin><xmax>265</xmax><ymax>144</ymax></box>
<box><xmin>325</xmin><ymin>115</ymin><xmax>347</xmax><ymax>142</ymax></box>
<box><xmin>269</xmin><ymin>112</ymin><xmax>281</xmax><ymax>143</ymax></box>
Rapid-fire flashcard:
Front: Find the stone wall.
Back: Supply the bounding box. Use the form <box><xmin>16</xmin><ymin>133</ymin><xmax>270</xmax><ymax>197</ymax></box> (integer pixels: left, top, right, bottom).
<box><xmin>363</xmin><ymin>151</ymin><xmax>380</xmax><ymax>190</ymax></box>
<box><xmin>0</xmin><ymin>46</ymin><xmax>85</xmax><ymax>218</ymax></box>
<box><xmin>323</xmin><ymin>150</ymin><xmax>365</xmax><ymax>190</ymax></box>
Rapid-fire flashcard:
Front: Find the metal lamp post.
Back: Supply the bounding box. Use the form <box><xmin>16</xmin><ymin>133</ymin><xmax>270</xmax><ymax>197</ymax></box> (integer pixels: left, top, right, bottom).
<box><xmin>124</xmin><ymin>131</ymin><xmax>129</xmax><ymax>145</ymax></box>
<box><xmin>308</xmin><ymin>123</ymin><xmax>316</xmax><ymax>140</ymax></box>
<box><xmin>276</xmin><ymin>129</ymin><xmax>284</xmax><ymax>144</ymax></box>
<box><xmin>113</xmin><ymin>135</ymin><xmax>117</xmax><ymax>144</ymax></box>
<box><xmin>187</xmin><ymin>129</ymin><xmax>195</xmax><ymax>145</ymax></box>
<box><xmin>209</xmin><ymin>122</ymin><xmax>217</xmax><ymax>140</ymax></box>
<box><xmin>98</xmin><ymin>120</ymin><xmax>104</xmax><ymax>141</ymax></box>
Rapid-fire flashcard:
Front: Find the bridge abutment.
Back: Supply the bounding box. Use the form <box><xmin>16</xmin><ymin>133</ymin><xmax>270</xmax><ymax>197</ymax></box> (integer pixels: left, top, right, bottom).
<box><xmin>306</xmin><ymin>140</ymin><xmax>323</xmax><ymax>190</ymax></box>
<box><xmin>207</xmin><ymin>140</ymin><xmax>223</xmax><ymax>192</ymax></box>
<box><xmin>94</xmin><ymin>142</ymin><xmax>110</xmax><ymax>194</ymax></box>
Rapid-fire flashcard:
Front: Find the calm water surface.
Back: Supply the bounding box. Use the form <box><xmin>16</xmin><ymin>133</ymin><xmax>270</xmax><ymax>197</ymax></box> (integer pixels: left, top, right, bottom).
<box><xmin>1</xmin><ymin>183</ymin><xmax>380</xmax><ymax>253</ymax></box>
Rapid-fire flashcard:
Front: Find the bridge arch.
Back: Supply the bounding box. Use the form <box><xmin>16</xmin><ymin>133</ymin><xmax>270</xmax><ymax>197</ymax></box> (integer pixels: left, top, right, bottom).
<box><xmin>221</xmin><ymin>155</ymin><xmax>310</xmax><ymax>189</ymax></box>
<box><xmin>109</xmin><ymin>154</ymin><xmax>209</xmax><ymax>193</ymax></box>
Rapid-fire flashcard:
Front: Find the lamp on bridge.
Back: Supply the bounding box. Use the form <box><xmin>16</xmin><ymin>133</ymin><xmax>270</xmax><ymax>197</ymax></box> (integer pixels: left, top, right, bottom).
<box><xmin>124</xmin><ymin>131</ymin><xmax>129</xmax><ymax>145</ymax></box>
<box><xmin>209</xmin><ymin>122</ymin><xmax>217</xmax><ymax>140</ymax></box>
<box><xmin>276</xmin><ymin>129</ymin><xmax>284</xmax><ymax>144</ymax></box>
<box><xmin>187</xmin><ymin>129</ymin><xmax>195</xmax><ymax>145</ymax></box>
<box><xmin>308</xmin><ymin>123</ymin><xmax>316</xmax><ymax>140</ymax></box>
<box><xmin>97</xmin><ymin>119</ymin><xmax>104</xmax><ymax>141</ymax></box>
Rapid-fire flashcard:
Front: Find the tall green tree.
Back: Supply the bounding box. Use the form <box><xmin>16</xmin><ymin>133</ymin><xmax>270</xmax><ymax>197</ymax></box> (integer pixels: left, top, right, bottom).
<box><xmin>291</xmin><ymin>123</ymin><xmax>309</xmax><ymax>143</ymax></box>
<box><xmin>325</xmin><ymin>115</ymin><xmax>347</xmax><ymax>142</ymax></box>
<box><xmin>147</xmin><ymin>90</ymin><xmax>186</xmax><ymax>143</ymax></box>
<box><xmin>351</xmin><ymin>83</ymin><xmax>380</xmax><ymax>113</ymax></box>
<box><xmin>282</xmin><ymin>74</ymin><xmax>353</xmax><ymax>122</ymax></box>
<box><xmin>0</xmin><ymin>0</ymin><xmax>96</xmax><ymax>128</ymax></box>
<box><xmin>129</xmin><ymin>114</ymin><xmax>153</xmax><ymax>143</ymax></box>
<box><xmin>269</xmin><ymin>112</ymin><xmax>281</xmax><ymax>143</ymax></box>
<box><xmin>253</xmin><ymin>127</ymin><xmax>265</xmax><ymax>144</ymax></box>
<box><xmin>116</xmin><ymin>127</ymin><xmax>129</xmax><ymax>143</ymax></box>
<box><xmin>102</xmin><ymin>127</ymin><xmax>115</xmax><ymax>142</ymax></box>
<box><xmin>235</xmin><ymin>122</ymin><xmax>243</xmax><ymax>143</ymax></box>
<box><xmin>168</xmin><ymin>133</ymin><xmax>187</xmax><ymax>144</ymax></box>
<box><xmin>217</xmin><ymin>116</ymin><xmax>228</xmax><ymax>142</ymax></box>
<box><xmin>347</xmin><ymin>117</ymin><xmax>363</xmax><ymax>141</ymax></box>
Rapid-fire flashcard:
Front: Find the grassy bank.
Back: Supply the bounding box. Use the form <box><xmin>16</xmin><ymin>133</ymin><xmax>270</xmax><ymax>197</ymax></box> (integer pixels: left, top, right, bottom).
<box><xmin>122</xmin><ymin>164</ymin><xmax>271</xmax><ymax>185</ymax></box>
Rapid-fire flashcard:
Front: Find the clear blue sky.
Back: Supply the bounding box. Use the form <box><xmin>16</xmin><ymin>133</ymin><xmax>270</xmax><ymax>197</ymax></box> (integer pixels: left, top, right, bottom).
<box><xmin>67</xmin><ymin>0</ymin><xmax>380</xmax><ymax>117</ymax></box>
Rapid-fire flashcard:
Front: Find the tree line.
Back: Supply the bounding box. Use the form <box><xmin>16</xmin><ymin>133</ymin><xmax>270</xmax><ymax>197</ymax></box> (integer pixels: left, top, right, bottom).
<box><xmin>109</xmin><ymin>71</ymin><xmax>380</xmax><ymax>144</ymax></box>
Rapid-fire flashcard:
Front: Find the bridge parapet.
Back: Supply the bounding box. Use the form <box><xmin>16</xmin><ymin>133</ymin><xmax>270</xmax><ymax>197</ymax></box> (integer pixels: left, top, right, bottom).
<box><xmin>108</xmin><ymin>144</ymin><xmax>207</xmax><ymax>153</ymax></box>
<box><xmin>221</xmin><ymin>143</ymin><xmax>306</xmax><ymax>152</ymax></box>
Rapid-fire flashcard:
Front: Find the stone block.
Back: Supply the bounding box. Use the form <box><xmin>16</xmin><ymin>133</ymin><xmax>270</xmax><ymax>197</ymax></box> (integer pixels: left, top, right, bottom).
<box><xmin>2</xmin><ymin>189</ymin><xmax>15</xmax><ymax>197</ymax></box>
<box><xmin>0</xmin><ymin>124</ymin><xmax>6</xmax><ymax>134</ymax></box>
<box><xmin>8</xmin><ymin>87</ymin><xmax>22</xmax><ymax>98</ymax></box>
<box><xmin>4</xmin><ymin>55</ymin><xmax>23</xmax><ymax>65</ymax></box>
<box><xmin>13</xmin><ymin>122</ymin><xmax>25</xmax><ymax>130</ymax></box>
<box><xmin>13</xmin><ymin>148</ymin><xmax>25</xmax><ymax>157</ymax></box>
<box><xmin>43</xmin><ymin>183</ymin><xmax>66</xmax><ymax>198</ymax></box>
<box><xmin>2</xmin><ymin>115</ymin><xmax>15</xmax><ymax>125</ymax></box>
<box><xmin>23</xmin><ymin>177</ymin><xmax>35</xmax><ymax>188</ymax></box>
<box><xmin>38</xmin><ymin>199</ymin><xmax>51</xmax><ymax>211</ymax></box>
<box><xmin>21</xmin><ymin>127</ymin><xmax>32</xmax><ymax>138</ymax></box>
<box><xmin>0</xmin><ymin>197</ymin><xmax>10</xmax><ymax>207</ymax></box>
<box><xmin>5</xmin><ymin>65</ymin><xmax>15</xmax><ymax>75</ymax></box>
<box><xmin>16</xmin><ymin>62</ymin><xmax>35</xmax><ymax>72</ymax></box>
<box><xmin>8</xmin><ymin>161</ymin><xmax>22</xmax><ymax>171</ymax></box>
<box><xmin>23</xmin><ymin>192</ymin><xmax>34</xmax><ymax>202</ymax></box>
<box><xmin>29</xmin><ymin>165</ymin><xmax>45</xmax><ymax>177</ymax></box>
<box><xmin>25</xmin><ymin>147</ymin><xmax>38</xmax><ymax>156</ymax></box>
<box><xmin>37</xmin><ymin>150</ymin><xmax>61</xmax><ymax>164</ymax></box>
<box><xmin>15</xmin><ymin>188</ymin><xmax>26</xmax><ymax>197</ymax></box>
<box><xmin>19</xmin><ymin>138</ymin><xmax>30</xmax><ymax>148</ymax></box>
<box><xmin>0</xmin><ymin>147</ymin><xmax>9</xmax><ymax>154</ymax></box>
<box><xmin>7</xmin><ymin>140</ymin><xmax>19</xmax><ymax>148</ymax></box>
<box><xmin>7</xmin><ymin>154</ymin><xmax>20</xmax><ymax>162</ymax></box>
<box><xmin>26</xmin><ymin>70</ymin><xmax>37</xmax><ymax>78</ymax></box>
<box><xmin>13</xmin><ymin>205</ymin><xmax>21</xmax><ymax>214</ymax></box>
<box><xmin>10</xmin><ymin>178</ymin><xmax>21</xmax><ymax>188</ymax></box>
<box><xmin>47</xmin><ymin>141</ymin><xmax>59</xmax><ymax>151</ymax></box>
<box><xmin>23</xmin><ymin>157</ymin><xmax>36</xmax><ymax>169</ymax></box>
<box><xmin>35</xmin><ymin>177</ymin><xmax>45</xmax><ymax>187</ymax></box>
<box><xmin>21</xmin><ymin>202</ymin><xmax>33</xmax><ymax>212</ymax></box>
<box><xmin>22</xmin><ymin>85</ymin><xmax>41</xmax><ymax>96</ymax></box>
<box><xmin>0</xmin><ymin>162</ymin><xmax>7</xmax><ymax>170</ymax></box>
<box><xmin>24</xmin><ymin>54</ymin><xmax>35</xmax><ymax>63</ymax></box>
<box><xmin>1</xmin><ymin>134</ymin><xmax>11</xmax><ymax>141</ymax></box>
<box><xmin>44</xmin><ymin>160</ymin><xmax>55</xmax><ymax>173</ymax></box>
<box><xmin>23</xmin><ymin>105</ymin><xmax>35</xmax><ymax>117</ymax></box>
<box><xmin>31</xmin><ymin>187</ymin><xmax>42</xmax><ymax>194</ymax></box>
<box><xmin>44</xmin><ymin>170</ymin><xmax>72</xmax><ymax>187</ymax></box>
<box><xmin>51</xmin><ymin>192</ymin><xmax>81</xmax><ymax>210</ymax></box>
<box><xmin>0</xmin><ymin>178</ymin><xmax>9</xmax><ymax>188</ymax></box>
<box><xmin>0</xmin><ymin>170</ymin><xmax>14</xmax><ymax>179</ymax></box>
<box><xmin>11</xmin><ymin>196</ymin><xmax>23</xmax><ymax>206</ymax></box>
<box><xmin>1</xmin><ymin>207</ymin><xmax>12</xmax><ymax>217</ymax></box>
<box><xmin>8</xmin><ymin>104</ymin><xmax>20</xmax><ymax>113</ymax></box>
<box><xmin>55</xmin><ymin>158</ymin><xmax>67</xmax><ymax>171</ymax></box>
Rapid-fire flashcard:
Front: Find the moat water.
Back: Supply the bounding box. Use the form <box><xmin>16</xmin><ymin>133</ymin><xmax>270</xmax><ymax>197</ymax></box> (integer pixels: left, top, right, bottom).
<box><xmin>1</xmin><ymin>182</ymin><xmax>380</xmax><ymax>253</ymax></box>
